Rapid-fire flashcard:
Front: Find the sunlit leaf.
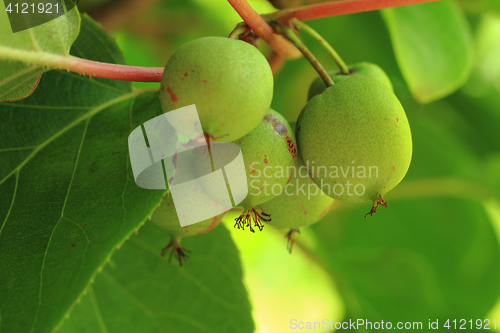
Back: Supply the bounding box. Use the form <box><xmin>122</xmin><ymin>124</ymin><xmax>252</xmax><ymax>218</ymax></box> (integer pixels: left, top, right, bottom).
<box><xmin>382</xmin><ymin>0</ymin><xmax>474</xmax><ymax>103</ymax></box>
<box><xmin>0</xmin><ymin>2</ymin><xmax>80</xmax><ymax>102</ymax></box>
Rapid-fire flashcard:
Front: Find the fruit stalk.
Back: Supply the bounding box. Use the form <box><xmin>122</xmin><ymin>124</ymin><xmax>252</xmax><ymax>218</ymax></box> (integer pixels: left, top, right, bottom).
<box><xmin>291</xmin><ymin>18</ymin><xmax>349</xmax><ymax>74</ymax></box>
<box><xmin>283</xmin><ymin>28</ymin><xmax>334</xmax><ymax>87</ymax></box>
<box><xmin>227</xmin><ymin>0</ymin><xmax>301</xmax><ymax>59</ymax></box>
<box><xmin>228</xmin><ymin>22</ymin><xmax>248</xmax><ymax>39</ymax></box>
<box><xmin>264</xmin><ymin>0</ymin><xmax>441</xmax><ymax>21</ymax></box>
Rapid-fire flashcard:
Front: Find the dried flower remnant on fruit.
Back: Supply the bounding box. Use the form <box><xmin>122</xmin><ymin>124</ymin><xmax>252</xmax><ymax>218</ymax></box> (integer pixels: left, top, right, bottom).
<box><xmin>286</xmin><ymin>136</ymin><xmax>297</xmax><ymax>158</ymax></box>
<box><xmin>364</xmin><ymin>194</ymin><xmax>389</xmax><ymax>217</ymax></box>
<box><xmin>150</xmin><ymin>188</ymin><xmax>223</xmax><ymax>266</ymax></box>
<box><xmin>286</xmin><ymin>229</ymin><xmax>300</xmax><ymax>253</ymax></box>
<box><xmin>234</xmin><ymin>208</ymin><xmax>271</xmax><ymax>233</ymax></box>
<box><xmin>161</xmin><ymin>239</ymin><xmax>191</xmax><ymax>266</ymax></box>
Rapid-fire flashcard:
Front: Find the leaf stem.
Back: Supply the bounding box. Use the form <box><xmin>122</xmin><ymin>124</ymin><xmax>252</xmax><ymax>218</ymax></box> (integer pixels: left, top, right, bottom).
<box><xmin>264</xmin><ymin>0</ymin><xmax>441</xmax><ymax>22</ymax></box>
<box><xmin>0</xmin><ymin>46</ymin><xmax>163</xmax><ymax>82</ymax></box>
<box><xmin>67</xmin><ymin>58</ymin><xmax>164</xmax><ymax>82</ymax></box>
<box><xmin>291</xmin><ymin>18</ymin><xmax>349</xmax><ymax>74</ymax></box>
<box><xmin>227</xmin><ymin>0</ymin><xmax>301</xmax><ymax>59</ymax></box>
<box><xmin>283</xmin><ymin>27</ymin><xmax>334</xmax><ymax>87</ymax></box>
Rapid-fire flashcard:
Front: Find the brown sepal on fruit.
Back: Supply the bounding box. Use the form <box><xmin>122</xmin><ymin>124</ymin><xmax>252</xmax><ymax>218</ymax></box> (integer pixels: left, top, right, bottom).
<box><xmin>364</xmin><ymin>194</ymin><xmax>389</xmax><ymax>217</ymax></box>
<box><xmin>234</xmin><ymin>208</ymin><xmax>271</xmax><ymax>233</ymax></box>
<box><xmin>286</xmin><ymin>229</ymin><xmax>300</xmax><ymax>254</ymax></box>
<box><xmin>161</xmin><ymin>239</ymin><xmax>191</xmax><ymax>267</ymax></box>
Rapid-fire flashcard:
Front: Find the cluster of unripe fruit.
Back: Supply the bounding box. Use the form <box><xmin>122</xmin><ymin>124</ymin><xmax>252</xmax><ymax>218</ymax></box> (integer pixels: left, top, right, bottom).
<box><xmin>152</xmin><ymin>36</ymin><xmax>412</xmax><ymax>265</ymax></box>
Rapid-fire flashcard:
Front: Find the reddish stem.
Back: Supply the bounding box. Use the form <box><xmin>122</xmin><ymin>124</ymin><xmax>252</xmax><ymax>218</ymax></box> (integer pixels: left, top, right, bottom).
<box><xmin>38</xmin><ymin>0</ymin><xmax>441</xmax><ymax>80</ymax></box>
<box><xmin>66</xmin><ymin>57</ymin><xmax>163</xmax><ymax>82</ymax></box>
<box><xmin>227</xmin><ymin>0</ymin><xmax>274</xmax><ymax>36</ymax></box>
<box><xmin>228</xmin><ymin>0</ymin><xmax>439</xmax><ymax>59</ymax></box>
<box><xmin>227</xmin><ymin>0</ymin><xmax>301</xmax><ymax>59</ymax></box>
<box><xmin>266</xmin><ymin>0</ymin><xmax>441</xmax><ymax>21</ymax></box>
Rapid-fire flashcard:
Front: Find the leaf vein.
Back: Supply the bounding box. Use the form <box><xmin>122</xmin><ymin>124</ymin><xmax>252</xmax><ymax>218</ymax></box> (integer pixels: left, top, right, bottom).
<box><xmin>88</xmin><ymin>287</ymin><xmax>110</xmax><ymax>333</ymax></box>
<box><xmin>128</xmin><ymin>237</ymin><xmax>234</xmax><ymax>310</ymax></box>
<box><xmin>0</xmin><ymin>90</ymin><xmax>145</xmax><ymax>188</ymax></box>
<box><xmin>0</xmin><ymin>70</ymin><xmax>40</xmax><ymax>100</ymax></box>
<box><xmin>0</xmin><ymin>146</ymin><xmax>38</xmax><ymax>152</ymax></box>
<box><xmin>0</xmin><ymin>65</ymin><xmax>39</xmax><ymax>89</ymax></box>
<box><xmin>101</xmin><ymin>271</ymin><xmax>167</xmax><ymax>333</ymax></box>
<box><xmin>0</xmin><ymin>171</ymin><xmax>19</xmax><ymax>239</ymax></box>
<box><xmin>29</xmin><ymin>116</ymin><xmax>90</xmax><ymax>333</ymax></box>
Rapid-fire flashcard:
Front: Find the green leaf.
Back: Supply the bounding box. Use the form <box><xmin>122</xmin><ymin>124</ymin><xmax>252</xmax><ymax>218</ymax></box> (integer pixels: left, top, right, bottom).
<box><xmin>402</xmin><ymin>100</ymin><xmax>482</xmax><ymax>181</ymax></box>
<box><xmin>58</xmin><ymin>223</ymin><xmax>254</xmax><ymax>333</ymax></box>
<box><xmin>313</xmin><ymin>197</ymin><xmax>500</xmax><ymax>325</ymax></box>
<box><xmin>458</xmin><ymin>0</ymin><xmax>500</xmax><ymax>16</ymax></box>
<box><xmin>0</xmin><ymin>15</ymin><xmax>167</xmax><ymax>333</ymax></box>
<box><xmin>484</xmin><ymin>199</ymin><xmax>500</xmax><ymax>323</ymax></box>
<box><xmin>0</xmin><ymin>14</ymin><xmax>254</xmax><ymax>333</ymax></box>
<box><xmin>382</xmin><ymin>0</ymin><xmax>474</xmax><ymax>103</ymax></box>
<box><xmin>0</xmin><ymin>2</ymin><xmax>80</xmax><ymax>102</ymax></box>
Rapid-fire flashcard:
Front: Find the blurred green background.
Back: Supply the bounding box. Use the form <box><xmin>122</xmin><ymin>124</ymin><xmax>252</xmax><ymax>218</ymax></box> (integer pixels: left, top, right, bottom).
<box><xmin>81</xmin><ymin>0</ymin><xmax>500</xmax><ymax>331</ymax></box>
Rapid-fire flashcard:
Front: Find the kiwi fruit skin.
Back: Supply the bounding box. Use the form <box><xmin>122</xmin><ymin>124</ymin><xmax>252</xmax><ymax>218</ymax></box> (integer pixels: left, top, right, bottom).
<box><xmin>235</xmin><ymin>109</ymin><xmax>298</xmax><ymax>208</ymax></box>
<box><xmin>160</xmin><ymin>37</ymin><xmax>273</xmax><ymax>142</ymax></box>
<box><xmin>297</xmin><ymin>75</ymin><xmax>412</xmax><ymax>203</ymax></box>
<box><xmin>150</xmin><ymin>193</ymin><xmax>222</xmax><ymax>239</ymax></box>
<box><xmin>260</xmin><ymin>154</ymin><xmax>334</xmax><ymax>229</ymax></box>
<box><xmin>307</xmin><ymin>62</ymin><xmax>393</xmax><ymax>100</ymax></box>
